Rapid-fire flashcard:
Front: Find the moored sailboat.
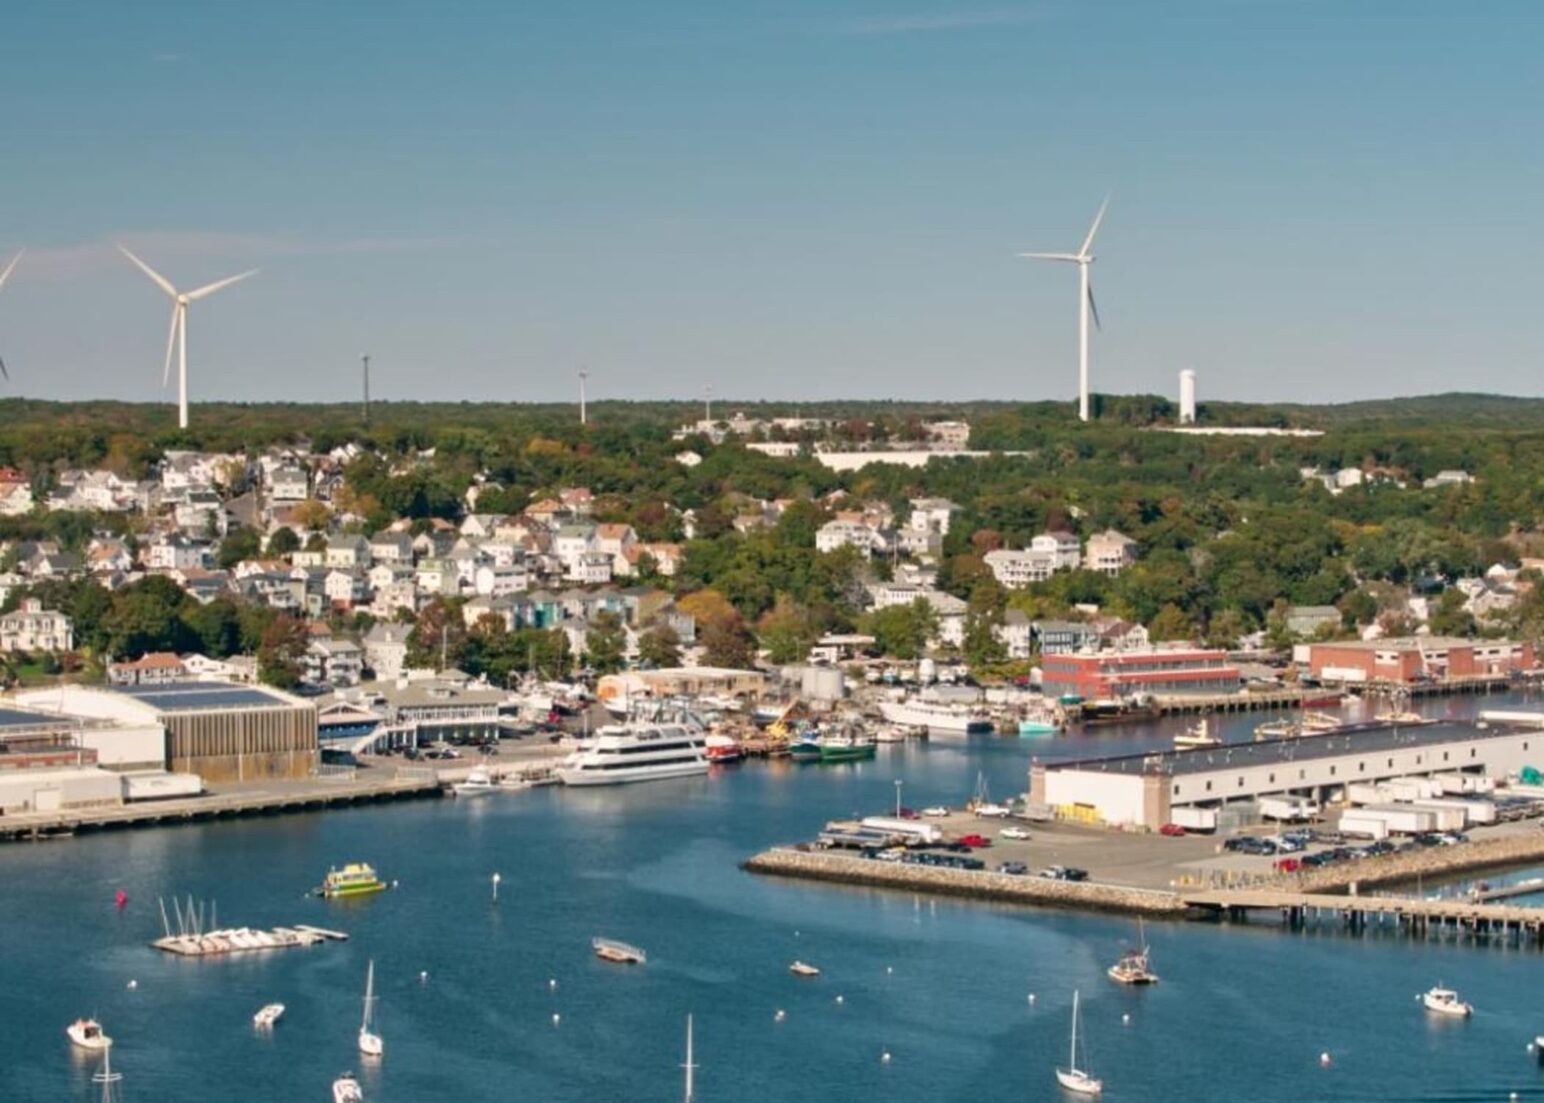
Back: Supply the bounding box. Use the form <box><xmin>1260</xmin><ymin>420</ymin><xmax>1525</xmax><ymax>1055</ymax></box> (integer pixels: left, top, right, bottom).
<box><xmin>1055</xmin><ymin>990</ymin><xmax>1102</xmax><ymax>1096</ymax></box>
<box><xmin>358</xmin><ymin>959</ymin><xmax>383</xmax><ymax>1057</ymax></box>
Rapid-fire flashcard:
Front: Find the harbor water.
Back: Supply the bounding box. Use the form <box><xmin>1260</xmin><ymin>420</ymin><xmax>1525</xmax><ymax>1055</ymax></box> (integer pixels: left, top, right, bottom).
<box><xmin>10</xmin><ymin>690</ymin><xmax>1544</xmax><ymax>1102</ymax></box>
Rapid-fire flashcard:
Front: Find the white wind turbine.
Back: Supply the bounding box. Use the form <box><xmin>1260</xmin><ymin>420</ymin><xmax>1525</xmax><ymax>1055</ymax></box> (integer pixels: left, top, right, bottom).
<box><xmin>0</xmin><ymin>250</ymin><xmax>22</xmax><ymax>381</ymax></box>
<box><xmin>1019</xmin><ymin>197</ymin><xmax>1109</xmax><ymax>423</ymax></box>
<box><xmin>118</xmin><ymin>245</ymin><xmax>258</xmax><ymax>429</ymax></box>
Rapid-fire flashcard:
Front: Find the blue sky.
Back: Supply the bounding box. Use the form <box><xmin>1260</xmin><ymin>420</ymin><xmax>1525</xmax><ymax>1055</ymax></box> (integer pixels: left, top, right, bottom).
<box><xmin>1</xmin><ymin>1</ymin><xmax>1541</xmax><ymax>407</ymax></box>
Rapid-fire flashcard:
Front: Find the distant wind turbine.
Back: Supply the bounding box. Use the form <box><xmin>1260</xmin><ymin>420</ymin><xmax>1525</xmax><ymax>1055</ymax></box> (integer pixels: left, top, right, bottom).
<box><xmin>118</xmin><ymin>245</ymin><xmax>258</xmax><ymax>429</ymax></box>
<box><xmin>1019</xmin><ymin>196</ymin><xmax>1109</xmax><ymax>423</ymax></box>
<box><xmin>0</xmin><ymin>250</ymin><xmax>22</xmax><ymax>381</ymax></box>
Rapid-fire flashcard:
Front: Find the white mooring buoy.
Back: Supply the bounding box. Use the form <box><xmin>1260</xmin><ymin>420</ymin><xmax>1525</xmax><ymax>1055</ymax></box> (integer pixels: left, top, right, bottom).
<box><xmin>881</xmin><ymin>1051</ymin><xmax>892</xmax><ymax>1064</ymax></box>
<box><xmin>552</xmin><ymin>1013</ymin><xmax>561</xmax><ymax>1027</ymax></box>
<box><xmin>1319</xmin><ymin>1052</ymin><xmax>1332</xmax><ymax>1068</ymax></box>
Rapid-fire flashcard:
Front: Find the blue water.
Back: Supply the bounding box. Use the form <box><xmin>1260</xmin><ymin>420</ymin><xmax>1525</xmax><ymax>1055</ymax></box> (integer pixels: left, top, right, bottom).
<box><xmin>10</xmin><ymin>691</ymin><xmax>1544</xmax><ymax>1102</ymax></box>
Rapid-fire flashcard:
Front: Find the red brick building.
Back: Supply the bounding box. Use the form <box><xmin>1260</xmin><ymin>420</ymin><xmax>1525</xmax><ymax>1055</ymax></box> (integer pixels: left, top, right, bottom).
<box><xmin>1041</xmin><ymin>649</ymin><xmax>1241</xmax><ymax>699</ymax></box>
<box><xmin>1307</xmin><ymin>636</ymin><xmax>1535</xmax><ymax>684</ymax></box>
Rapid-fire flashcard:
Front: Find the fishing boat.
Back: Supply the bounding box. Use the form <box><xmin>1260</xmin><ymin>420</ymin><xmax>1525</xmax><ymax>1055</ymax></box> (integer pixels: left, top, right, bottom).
<box><xmin>1253</xmin><ymin>717</ymin><xmax>1298</xmax><ymax>741</ymax></box>
<box><xmin>593</xmin><ymin>937</ymin><xmax>647</xmax><ymax>965</ymax></box>
<box><xmin>879</xmin><ymin>698</ymin><xmax>992</xmax><ymax>734</ymax></box>
<box><xmin>316</xmin><ymin>862</ymin><xmax>387</xmax><ymax>899</ymax></box>
<box><xmin>252</xmin><ymin>1002</ymin><xmax>285</xmax><ymax>1028</ymax></box>
<box><xmin>1055</xmin><ymin>990</ymin><xmax>1102</xmax><ymax>1095</ymax></box>
<box><xmin>1420</xmin><ymin>985</ymin><xmax>1472</xmax><ymax>1017</ymax></box>
<box><xmin>332</xmin><ymin>1074</ymin><xmax>364</xmax><ymax>1103</ymax></box>
<box><xmin>1172</xmin><ymin>719</ymin><xmax>1220</xmax><ymax>750</ymax></box>
<box><xmin>788</xmin><ymin>731</ymin><xmax>823</xmax><ymax>762</ymax></box>
<box><xmin>1018</xmin><ymin>700</ymin><xmax>1062</xmax><ymax>735</ymax></box>
<box><xmin>789</xmin><ymin>960</ymin><xmax>821</xmax><ymax>977</ymax></box>
<box><xmin>816</xmin><ymin>730</ymin><xmax>876</xmax><ymax>763</ymax></box>
<box><xmin>1107</xmin><ymin>921</ymin><xmax>1158</xmax><ymax>985</ymax></box>
<box><xmin>358</xmin><ymin>960</ymin><xmax>383</xmax><ymax>1057</ymax></box>
<box><xmin>704</xmin><ymin>732</ymin><xmax>743</xmax><ymax>763</ymax></box>
<box><xmin>451</xmin><ymin>766</ymin><xmax>498</xmax><ymax>796</ymax></box>
<box><xmin>872</xmin><ymin>725</ymin><xmax>909</xmax><ymax>744</ymax></box>
<box><xmin>66</xmin><ymin>1017</ymin><xmax>112</xmax><ymax>1051</ymax></box>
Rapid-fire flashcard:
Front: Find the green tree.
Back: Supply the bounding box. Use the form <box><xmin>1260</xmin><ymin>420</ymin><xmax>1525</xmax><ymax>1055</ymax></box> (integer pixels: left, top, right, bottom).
<box><xmin>100</xmin><ymin>576</ymin><xmax>191</xmax><ymax>658</ymax></box>
<box><xmin>216</xmin><ymin>527</ymin><xmax>261</xmax><ymax>569</ymax></box>
<box><xmin>700</xmin><ymin>613</ymin><xmax>757</xmax><ymax>669</ymax></box>
<box><xmin>1429</xmin><ymin>588</ymin><xmax>1475</xmax><ymax>637</ymax></box>
<box><xmin>585</xmin><ymin>611</ymin><xmax>627</xmax><ymax>674</ymax></box>
<box><xmin>756</xmin><ymin>596</ymin><xmax>820</xmax><ymax>664</ymax></box>
<box><xmin>637</xmin><ymin>623</ymin><xmax>682</xmax><ymax>668</ymax></box>
<box><xmin>267</xmin><ymin>527</ymin><xmax>300</xmax><ymax>556</ymax></box>
<box><xmin>406</xmin><ymin>598</ymin><xmax>467</xmax><ymax>670</ymax></box>
<box><xmin>257</xmin><ymin>614</ymin><xmax>309</xmax><ymax>689</ymax></box>
<box><xmin>862</xmin><ymin>599</ymin><xmax>938</xmax><ymax>660</ymax></box>
<box><xmin>1147</xmin><ymin>603</ymin><xmax>1193</xmax><ymax>642</ymax></box>
<box><xmin>182</xmin><ymin>598</ymin><xmax>243</xmax><ymax>657</ymax></box>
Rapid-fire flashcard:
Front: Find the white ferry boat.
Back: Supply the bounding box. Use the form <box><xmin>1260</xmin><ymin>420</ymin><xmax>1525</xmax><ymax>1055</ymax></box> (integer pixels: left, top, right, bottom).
<box><xmin>878</xmin><ymin>698</ymin><xmax>992</xmax><ymax>735</ymax></box>
<box><xmin>556</xmin><ymin>722</ymin><xmax>710</xmax><ymax>787</ymax></box>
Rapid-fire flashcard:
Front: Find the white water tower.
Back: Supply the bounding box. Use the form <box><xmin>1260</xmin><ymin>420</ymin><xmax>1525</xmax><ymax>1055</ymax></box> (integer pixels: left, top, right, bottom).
<box><xmin>1178</xmin><ymin>369</ymin><xmax>1197</xmax><ymax>424</ymax></box>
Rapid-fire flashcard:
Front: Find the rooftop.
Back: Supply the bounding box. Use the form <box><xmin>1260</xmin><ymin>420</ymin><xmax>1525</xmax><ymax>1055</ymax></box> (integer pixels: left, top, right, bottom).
<box><xmin>116</xmin><ymin>683</ymin><xmax>299</xmax><ymax>712</ymax></box>
<box><xmin>1045</xmin><ymin>719</ymin><xmax>1519</xmax><ymax>779</ymax></box>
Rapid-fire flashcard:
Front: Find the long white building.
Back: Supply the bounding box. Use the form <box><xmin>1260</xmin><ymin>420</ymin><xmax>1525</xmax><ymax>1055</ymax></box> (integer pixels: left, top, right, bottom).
<box><xmin>1030</xmin><ymin>720</ymin><xmax>1544</xmax><ymax>830</ymax></box>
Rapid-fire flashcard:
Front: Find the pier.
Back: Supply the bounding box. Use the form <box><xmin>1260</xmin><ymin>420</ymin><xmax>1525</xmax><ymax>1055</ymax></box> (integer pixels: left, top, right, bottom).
<box><xmin>1182</xmin><ymin>886</ymin><xmax>1544</xmax><ymax>943</ymax></box>
<box><xmin>0</xmin><ymin>771</ymin><xmax>442</xmax><ymax>843</ymax></box>
<box><xmin>153</xmin><ymin>923</ymin><xmax>350</xmax><ymax>957</ymax></box>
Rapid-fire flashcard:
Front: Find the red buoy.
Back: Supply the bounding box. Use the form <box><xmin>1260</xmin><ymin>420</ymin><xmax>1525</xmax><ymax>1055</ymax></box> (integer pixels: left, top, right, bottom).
<box><xmin>114</xmin><ymin>890</ymin><xmax>128</xmax><ymax>910</ymax></box>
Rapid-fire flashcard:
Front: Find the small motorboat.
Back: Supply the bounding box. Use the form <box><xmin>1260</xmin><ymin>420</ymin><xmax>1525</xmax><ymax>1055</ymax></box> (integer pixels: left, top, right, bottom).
<box><xmin>451</xmin><ymin>767</ymin><xmax>497</xmax><ymax>796</ymax></box>
<box><xmin>332</xmin><ymin>1073</ymin><xmax>364</xmax><ymax>1103</ymax></box>
<box><xmin>704</xmin><ymin>732</ymin><xmax>743</xmax><ymax>762</ymax></box>
<box><xmin>66</xmin><ymin>1018</ymin><xmax>112</xmax><ymax>1051</ymax></box>
<box><xmin>253</xmin><ymin>1003</ymin><xmax>285</xmax><ymax>1028</ymax></box>
<box><xmin>789</xmin><ymin>960</ymin><xmax>821</xmax><ymax>978</ymax></box>
<box><xmin>593</xmin><ymin>937</ymin><xmax>647</xmax><ymax>965</ymax></box>
<box><xmin>1172</xmin><ymin>720</ymin><xmax>1220</xmax><ymax>750</ymax></box>
<box><xmin>1107</xmin><ymin>921</ymin><xmax>1159</xmax><ymax>985</ymax></box>
<box><xmin>1420</xmin><ymin>986</ymin><xmax>1473</xmax><ymax>1017</ymax></box>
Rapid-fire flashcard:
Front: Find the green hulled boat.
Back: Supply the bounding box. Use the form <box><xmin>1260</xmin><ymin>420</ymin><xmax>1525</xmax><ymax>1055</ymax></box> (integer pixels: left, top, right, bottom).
<box><xmin>316</xmin><ymin>862</ymin><xmax>388</xmax><ymax>899</ymax></box>
<box><xmin>816</xmin><ymin>734</ymin><xmax>877</xmax><ymax>763</ymax></box>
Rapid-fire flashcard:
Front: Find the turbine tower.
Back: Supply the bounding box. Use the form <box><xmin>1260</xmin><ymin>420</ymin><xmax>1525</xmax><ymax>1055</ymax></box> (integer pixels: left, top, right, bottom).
<box><xmin>578</xmin><ymin>369</ymin><xmax>588</xmax><ymax>425</ymax></box>
<box><xmin>118</xmin><ymin>245</ymin><xmax>258</xmax><ymax>430</ymax></box>
<box><xmin>1019</xmin><ymin>196</ymin><xmax>1109</xmax><ymax>423</ymax></box>
<box><xmin>0</xmin><ymin>250</ymin><xmax>22</xmax><ymax>381</ymax></box>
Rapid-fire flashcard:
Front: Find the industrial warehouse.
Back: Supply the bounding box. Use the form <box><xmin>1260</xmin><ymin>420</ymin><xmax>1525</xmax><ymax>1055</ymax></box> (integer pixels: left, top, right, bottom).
<box><xmin>12</xmin><ymin>682</ymin><xmax>318</xmax><ymax>785</ymax></box>
<box><xmin>1029</xmin><ymin>717</ymin><xmax>1544</xmax><ymax>831</ymax></box>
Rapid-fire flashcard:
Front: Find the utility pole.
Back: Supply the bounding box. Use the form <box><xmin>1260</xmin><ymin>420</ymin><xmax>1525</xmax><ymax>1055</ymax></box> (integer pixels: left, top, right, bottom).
<box><xmin>361</xmin><ymin>354</ymin><xmax>371</xmax><ymax>425</ymax></box>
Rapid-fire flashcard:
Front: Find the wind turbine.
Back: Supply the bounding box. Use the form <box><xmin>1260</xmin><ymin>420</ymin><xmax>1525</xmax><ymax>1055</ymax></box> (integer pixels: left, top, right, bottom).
<box><xmin>1019</xmin><ymin>196</ymin><xmax>1109</xmax><ymax>423</ymax></box>
<box><xmin>0</xmin><ymin>250</ymin><xmax>21</xmax><ymax>381</ymax></box>
<box><xmin>118</xmin><ymin>245</ymin><xmax>258</xmax><ymax>429</ymax></box>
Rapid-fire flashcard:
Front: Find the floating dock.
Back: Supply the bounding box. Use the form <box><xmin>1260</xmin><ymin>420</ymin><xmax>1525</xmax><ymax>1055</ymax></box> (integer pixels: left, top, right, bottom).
<box><xmin>152</xmin><ymin>924</ymin><xmax>349</xmax><ymax>957</ymax></box>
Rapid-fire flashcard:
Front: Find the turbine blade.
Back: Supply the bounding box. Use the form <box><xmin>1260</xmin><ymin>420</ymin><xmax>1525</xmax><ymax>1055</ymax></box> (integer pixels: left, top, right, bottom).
<box><xmin>185</xmin><ymin>268</ymin><xmax>258</xmax><ymax>301</ymax></box>
<box><xmin>0</xmin><ymin>353</ymin><xmax>8</xmax><ymax>382</ymax></box>
<box><xmin>1017</xmin><ymin>252</ymin><xmax>1081</xmax><ymax>262</ymax></box>
<box><xmin>1079</xmin><ymin>195</ymin><xmax>1110</xmax><ymax>257</ymax></box>
<box><xmin>1087</xmin><ymin>282</ymin><xmax>1102</xmax><ymax>332</ymax></box>
<box><xmin>0</xmin><ymin>250</ymin><xmax>22</xmax><ymax>291</ymax></box>
<box><xmin>117</xmin><ymin>245</ymin><xmax>179</xmax><ymax>299</ymax></box>
<box><xmin>163</xmin><ymin>304</ymin><xmax>180</xmax><ymax>388</ymax></box>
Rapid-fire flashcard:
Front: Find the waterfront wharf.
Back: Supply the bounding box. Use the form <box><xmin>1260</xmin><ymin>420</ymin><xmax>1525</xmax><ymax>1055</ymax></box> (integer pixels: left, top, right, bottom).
<box><xmin>1155</xmin><ymin>688</ymin><xmax>1332</xmax><ymax>717</ymax></box>
<box><xmin>153</xmin><ymin>923</ymin><xmax>350</xmax><ymax>958</ymax></box>
<box><xmin>1470</xmin><ymin>877</ymin><xmax>1544</xmax><ymax>902</ymax></box>
<box><xmin>0</xmin><ymin>771</ymin><xmax>442</xmax><ymax>843</ymax></box>
<box><xmin>1182</xmin><ymin>887</ymin><xmax>1544</xmax><ymax>943</ymax></box>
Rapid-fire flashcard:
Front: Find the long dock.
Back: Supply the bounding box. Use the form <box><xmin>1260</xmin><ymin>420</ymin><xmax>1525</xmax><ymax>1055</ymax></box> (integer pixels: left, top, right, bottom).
<box><xmin>1182</xmin><ymin>887</ymin><xmax>1544</xmax><ymax>942</ymax></box>
<box><xmin>153</xmin><ymin>923</ymin><xmax>349</xmax><ymax>958</ymax></box>
<box><xmin>0</xmin><ymin>773</ymin><xmax>442</xmax><ymax>843</ymax></box>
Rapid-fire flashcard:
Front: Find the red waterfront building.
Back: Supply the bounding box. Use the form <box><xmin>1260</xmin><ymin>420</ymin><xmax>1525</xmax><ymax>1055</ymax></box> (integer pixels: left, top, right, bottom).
<box><xmin>1041</xmin><ymin>649</ymin><xmax>1241</xmax><ymax>700</ymax></box>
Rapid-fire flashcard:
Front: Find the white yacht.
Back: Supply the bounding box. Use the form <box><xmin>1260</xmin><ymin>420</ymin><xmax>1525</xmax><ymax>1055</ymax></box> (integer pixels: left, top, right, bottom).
<box><xmin>66</xmin><ymin>1017</ymin><xmax>112</xmax><ymax>1052</ymax></box>
<box><xmin>451</xmin><ymin>766</ymin><xmax>497</xmax><ymax>796</ymax></box>
<box><xmin>878</xmin><ymin>698</ymin><xmax>992</xmax><ymax>735</ymax></box>
<box><xmin>252</xmin><ymin>1002</ymin><xmax>285</xmax><ymax>1028</ymax></box>
<box><xmin>1172</xmin><ymin>720</ymin><xmax>1221</xmax><ymax>750</ymax></box>
<box><xmin>1420</xmin><ymin>985</ymin><xmax>1472</xmax><ymax>1017</ymax></box>
<box><xmin>332</xmin><ymin>1073</ymin><xmax>364</xmax><ymax>1103</ymax></box>
<box><xmin>556</xmin><ymin>722</ymin><xmax>710</xmax><ymax>787</ymax></box>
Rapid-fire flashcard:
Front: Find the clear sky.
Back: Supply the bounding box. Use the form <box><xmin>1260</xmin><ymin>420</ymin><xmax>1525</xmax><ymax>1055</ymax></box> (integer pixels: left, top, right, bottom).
<box><xmin>1</xmin><ymin>1</ymin><xmax>1540</xmax><ymax>408</ymax></box>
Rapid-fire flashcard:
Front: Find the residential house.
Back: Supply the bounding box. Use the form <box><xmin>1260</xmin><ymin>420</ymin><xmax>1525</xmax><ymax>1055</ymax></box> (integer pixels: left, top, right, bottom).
<box><xmin>907</xmin><ymin>498</ymin><xmax>959</xmax><ymax>537</ymax></box>
<box><xmin>1084</xmin><ymin>530</ymin><xmax>1139</xmax><ymax>576</ymax></box>
<box><xmin>0</xmin><ymin>467</ymin><xmax>34</xmax><ymax>516</ymax></box>
<box><xmin>0</xmin><ymin>598</ymin><xmax>73</xmax><ymax>653</ymax></box>
<box><xmin>371</xmin><ymin>579</ymin><xmax>419</xmax><ymax>619</ymax></box>
<box><xmin>325</xmin><ymin>534</ymin><xmax>372</xmax><ymax>569</ymax></box>
<box><xmin>86</xmin><ymin>538</ymin><xmax>134</xmax><ymax>576</ymax></box>
<box><xmin>594</xmin><ymin>523</ymin><xmax>637</xmax><ymax>567</ymax></box>
<box><xmin>1423</xmin><ymin>470</ymin><xmax>1474</xmax><ymax>489</ymax></box>
<box><xmin>146</xmin><ymin>533</ymin><xmax>210</xmax><ymax>571</ymax></box>
<box><xmin>1094</xmin><ymin>618</ymin><xmax>1151</xmax><ymax>652</ymax></box>
<box><xmin>983</xmin><ymin>548</ymin><xmax>1057</xmax><ymax>588</ymax></box>
<box><xmin>460</xmin><ymin>513</ymin><xmax>507</xmax><ymax>540</ymax></box>
<box><xmin>363</xmin><ymin>622</ymin><xmax>412</xmax><ymax>679</ymax></box>
<box><xmin>269</xmin><ymin>464</ymin><xmax>310</xmax><ymax>502</ymax></box>
<box><xmin>553</xmin><ymin>523</ymin><xmax>597</xmax><ymax>573</ymax></box>
<box><xmin>815</xmin><ymin>519</ymin><xmax>887</xmax><ymax>555</ymax></box>
<box><xmin>997</xmin><ymin>609</ymin><xmax>1033</xmax><ymax>659</ymax></box>
<box><xmin>324</xmin><ymin>569</ymin><xmax>369</xmax><ymax>610</ymax></box>
<box><xmin>571</xmin><ymin>551</ymin><xmax>614</xmax><ymax>585</ymax></box>
<box><xmin>369</xmin><ymin>531</ymin><xmax>414</xmax><ymax>564</ymax></box>
<box><xmin>1030</xmin><ymin>531</ymin><xmax>1081</xmax><ymax>571</ymax></box>
<box><xmin>1032</xmin><ymin>620</ymin><xmax>1100</xmax><ymax>655</ymax></box>
<box><xmin>304</xmin><ymin>637</ymin><xmax>364</xmax><ymax>688</ymax></box>
<box><xmin>108</xmin><ymin>652</ymin><xmax>188</xmax><ymax>686</ymax></box>
<box><xmin>474</xmin><ymin>562</ymin><xmax>530</xmax><ymax>597</ymax></box>
<box><xmin>558</xmin><ymin>487</ymin><xmax>594</xmax><ymax>515</ymax></box>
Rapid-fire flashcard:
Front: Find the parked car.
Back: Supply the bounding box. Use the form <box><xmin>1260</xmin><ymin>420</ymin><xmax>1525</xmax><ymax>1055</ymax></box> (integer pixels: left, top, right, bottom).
<box><xmin>1159</xmin><ymin>823</ymin><xmax>1187</xmax><ymax>837</ymax></box>
<box><xmin>957</xmin><ymin>834</ymin><xmax>992</xmax><ymax>848</ymax></box>
<box><xmin>921</xmin><ymin>806</ymin><xmax>951</xmax><ymax>818</ymax></box>
<box><xmin>1000</xmin><ymin>826</ymin><xmax>1032</xmax><ymax>841</ymax></box>
<box><xmin>1038</xmin><ymin>865</ymin><xmax>1089</xmax><ymax>882</ymax></box>
<box><xmin>997</xmin><ymin>861</ymin><xmax>1029</xmax><ymax>876</ymax></box>
<box><xmin>1273</xmin><ymin>857</ymin><xmax>1301</xmax><ymax>873</ymax></box>
<box><xmin>975</xmin><ymin>803</ymin><xmax>1012</xmax><ymax>818</ymax></box>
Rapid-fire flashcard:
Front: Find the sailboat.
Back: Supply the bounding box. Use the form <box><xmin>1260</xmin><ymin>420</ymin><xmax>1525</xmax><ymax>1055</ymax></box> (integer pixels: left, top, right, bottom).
<box><xmin>1055</xmin><ymin>990</ymin><xmax>1102</xmax><ymax>1096</ymax></box>
<box><xmin>332</xmin><ymin>1073</ymin><xmax>364</xmax><ymax>1103</ymax></box>
<box><xmin>681</xmin><ymin>1013</ymin><xmax>697</xmax><ymax>1103</ymax></box>
<box><xmin>1107</xmin><ymin>919</ymin><xmax>1159</xmax><ymax>985</ymax></box>
<box><xmin>358</xmin><ymin>959</ymin><xmax>383</xmax><ymax>1057</ymax></box>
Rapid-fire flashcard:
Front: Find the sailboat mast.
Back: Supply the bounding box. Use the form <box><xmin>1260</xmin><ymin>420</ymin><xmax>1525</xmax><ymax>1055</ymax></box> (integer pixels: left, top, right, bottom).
<box><xmin>362</xmin><ymin>959</ymin><xmax>375</xmax><ymax>1032</ymax></box>
<box><xmin>682</xmin><ymin>1013</ymin><xmax>696</xmax><ymax>1103</ymax></box>
<box><xmin>1070</xmin><ymin>990</ymin><xmax>1078</xmax><ymax>1069</ymax></box>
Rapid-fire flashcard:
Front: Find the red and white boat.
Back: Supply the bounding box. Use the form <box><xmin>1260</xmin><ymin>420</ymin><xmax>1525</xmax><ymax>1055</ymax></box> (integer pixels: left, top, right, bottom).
<box><xmin>704</xmin><ymin>733</ymin><xmax>742</xmax><ymax>763</ymax></box>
